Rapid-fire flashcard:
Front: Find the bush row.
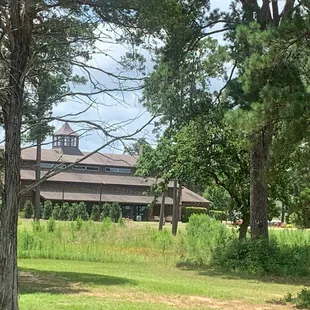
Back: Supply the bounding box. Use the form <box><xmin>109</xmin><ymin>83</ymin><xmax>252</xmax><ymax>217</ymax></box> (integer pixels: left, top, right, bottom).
<box><xmin>22</xmin><ymin>200</ymin><xmax>122</xmax><ymax>223</ymax></box>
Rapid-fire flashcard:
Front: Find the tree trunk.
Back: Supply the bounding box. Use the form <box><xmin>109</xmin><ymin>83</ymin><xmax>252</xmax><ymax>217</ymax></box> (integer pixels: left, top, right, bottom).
<box><xmin>0</xmin><ymin>78</ymin><xmax>23</xmax><ymax>310</ymax></box>
<box><xmin>172</xmin><ymin>179</ymin><xmax>179</xmax><ymax>236</ymax></box>
<box><xmin>250</xmin><ymin>128</ymin><xmax>272</xmax><ymax>240</ymax></box>
<box><xmin>34</xmin><ymin>137</ymin><xmax>42</xmax><ymax>220</ymax></box>
<box><xmin>159</xmin><ymin>191</ymin><xmax>166</xmax><ymax>231</ymax></box>
<box><xmin>239</xmin><ymin>212</ymin><xmax>250</xmax><ymax>240</ymax></box>
<box><xmin>177</xmin><ymin>184</ymin><xmax>182</xmax><ymax>221</ymax></box>
<box><xmin>0</xmin><ymin>1</ymin><xmax>32</xmax><ymax>309</ymax></box>
<box><xmin>281</xmin><ymin>203</ymin><xmax>285</xmax><ymax>223</ymax></box>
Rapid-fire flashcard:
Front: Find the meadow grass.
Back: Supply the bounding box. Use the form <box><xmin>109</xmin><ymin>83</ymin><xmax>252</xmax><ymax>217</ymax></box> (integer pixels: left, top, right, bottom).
<box><xmin>18</xmin><ymin>219</ymin><xmax>186</xmax><ymax>265</ymax></box>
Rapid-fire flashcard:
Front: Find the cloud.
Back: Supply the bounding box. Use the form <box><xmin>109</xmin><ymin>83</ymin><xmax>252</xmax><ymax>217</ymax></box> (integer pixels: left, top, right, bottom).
<box><xmin>37</xmin><ymin>2</ymin><xmax>230</xmax><ymax>153</ymax></box>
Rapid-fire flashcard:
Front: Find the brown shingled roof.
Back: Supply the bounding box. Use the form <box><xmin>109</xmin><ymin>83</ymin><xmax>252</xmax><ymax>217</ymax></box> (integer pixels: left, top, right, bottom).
<box><xmin>21</xmin><ymin>169</ymin><xmax>155</xmax><ymax>186</ymax></box>
<box><xmin>54</xmin><ymin>122</ymin><xmax>79</xmax><ymax>136</ymax></box>
<box><xmin>21</xmin><ymin>169</ymin><xmax>210</xmax><ymax>205</ymax></box>
<box><xmin>20</xmin><ymin>148</ymin><xmax>138</xmax><ymax>167</ymax></box>
<box><xmin>40</xmin><ymin>191</ymin><xmax>174</xmax><ymax>205</ymax></box>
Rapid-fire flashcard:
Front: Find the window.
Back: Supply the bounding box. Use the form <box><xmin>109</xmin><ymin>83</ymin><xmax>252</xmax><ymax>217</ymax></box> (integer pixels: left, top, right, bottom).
<box><xmin>72</xmin><ymin>165</ymin><xmax>86</xmax><ymax>170</ymax></box>
<box><xmin>86</xmin><ymin>166</ymin><xmax>99</xmax><ymax>172</ymax></box>
<box><xmin>70</xmin><ymin>137</ymin><xmax>77</xmax><ymax>147</ymax></box>
<box><xmin>72</xmin><ymin>165</ymin><xmax>99</xmax><ymax>171</ymax></box>
<box><xmin>40</xmin><ymin>163</ymin><xmax>54</xmax><ymax>169</ymax></box>
<box><xmin>105</xmin><ymin>167</ymin><xmax>131</xmax><ymax>174</ymax></box>
<box><xmin>40</xmin><ymin>163</ymin><xmax>66</xmax><ymax>169</ymax></box>
<box><xmin>53</xmin><ymin>136</ymin><xmax>61</xmax><ymax>147</ymax></box>
<box><xmin>64</xmin><ymin>137</ymin><xmax>70</xmax><ymax>146</ymax></box>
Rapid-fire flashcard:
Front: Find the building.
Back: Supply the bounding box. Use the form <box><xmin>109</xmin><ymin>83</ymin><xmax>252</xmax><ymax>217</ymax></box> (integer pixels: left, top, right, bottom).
<box><xmin>20</xmin><ymin>122</ymin><xmax>210</xmax><ymax>220</ymax></box>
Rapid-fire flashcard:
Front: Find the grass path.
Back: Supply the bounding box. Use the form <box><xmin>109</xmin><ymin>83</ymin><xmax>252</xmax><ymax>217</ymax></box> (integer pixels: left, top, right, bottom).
<box><xmin>19</xmin><ymin>259</ymin><xmax>308</xmax><ymax>310</ymax></box>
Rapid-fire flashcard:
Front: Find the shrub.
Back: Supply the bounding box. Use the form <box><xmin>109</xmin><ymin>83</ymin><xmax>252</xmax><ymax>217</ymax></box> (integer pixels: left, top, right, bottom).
<box><xmin>58</xmin><ymin>202</ymin><xmax>70</xmax><ymax>221</ymax></box>
<box><xmin>42</xmin><ymin>200</ymin><xmax>53</xmax><ymax>220</ymax></box>
<box><xmin>76</xmin><ymin>202</ymin><xmax>89</xmax><ymax>220</ymax></box>
<box><xmin>212</xmin><ymin>238</ymin><xmax>310</xmax><ymax>276</ymax></box>
<box><xmin>23</xmin><ymin>201</ymin><xmax>34</xmax><ymax>219</ymax></box>
<box><xmin>46</xmin><ymin>217</ymin><xmax>56</xmax><ymax>232</ymax></box>
<box><xmin>101</xmin><ymin>217</ymin><xmax>113</xmax><ymax>231</ymax></box>
<box><xmin>208</xmin><ymin>210</ymin><xmax>227</xmax><ymax>221</ymax></box>
<box><xmin>296</xmin><ymin>288</ymin><xmax>310</xmax><ymax>308</ymax></box>
<box><xmin>91</xmin><ymin>204</ymin><xmax>101</xmax><ymax>221</ymax></box>
<box><xmin>70</xmin><ymin>202</ymin><xmax>89</xmax><ymax>221</ymax></box>
<box><xmin>76</xmin><ymin>216</ymin><xmax>83</xmax><ymax>230</ymax></box>
<box><xmin>31</xmin><ymin>220</ymin><xmax>42</xmax><ymax>232</ymax></box>
<box><xmin>181</xmin><ymin>207</ymin><xmax>207</xmax><ymax>223</ymax></box>
<box><xmin>101</xmin><ymin>203</ymin><xmax>111</xmax><ymax>219</ymax></box>
<box><xmin>184</xmin><ymin>214</ymin><xmax>232</xmax><ymax>266</ymax></box>
<box><xmin>109</xmin><ymin>202</ymin><xmax>121</xmax><ymax>223</ymax></box>
<box><xmin>285</xmin><ymin>288</ymin><xmax>310</xmax><ymax>309</ymax></box>
<box><xmin>154</xmin><ymin>230</ymin><xmax>172</xmax><ymax>255</ymax></box>
<box><xmin>52</xmin><ymin>204</ymin><xmax>61</xmax><ymax>220</ymax></box>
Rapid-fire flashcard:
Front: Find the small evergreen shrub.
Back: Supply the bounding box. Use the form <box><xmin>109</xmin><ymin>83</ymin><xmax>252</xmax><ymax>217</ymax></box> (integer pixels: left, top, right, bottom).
<box><xmin>76</xmin><ymin>202</ymin><xmax>89</xmax><ymax>220</ymax></box>
<box><xmin>43</xmin><ymin>200</ymin><xmax>53</xmax><ymax>220</ymax></box>
<box><xmin>101</xmin><ymin>203</ymin><xmax>111</xmax><ymax>219</ymax></box>
<box><xmin>68</xmin><ymin>203</ymin><xmax>75</xmax><ymax>221</ymax></box>
<box><xmin>109</xmin><ymin>202</ymin><xmax>121</xmax><ymax>223</ymax></box>
<box><xmin>59</xmin><ymin>202</ymin><xmax>70</xmax><ymax>221</ymax></box>
<box><xmin>181</xmin><ymin>207</ymin><xmax>207</xmax><ymax>223</ymax></box>
<box><xmin>70</xmin><ymin>202</ymin><xmax>89</xmax><ymax>221</ymax></box>
<box><xmin>23</xmin><ymin>201</ymin><xmax>34</xmax><ymax>219</ymax></box>
<box><xmin>52</xmin><ymin>204</ymin><xmax>61</xmax><ymax>220</ymax></box>
<box><xmin>91</xmin><ymin>204</ymin><xmax>101</xmax><ymax>221</ymax></box>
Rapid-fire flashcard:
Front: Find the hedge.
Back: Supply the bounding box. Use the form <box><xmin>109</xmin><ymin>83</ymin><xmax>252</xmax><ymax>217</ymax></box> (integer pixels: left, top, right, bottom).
<box><xmin>208</xmin><ymin>210</ymin><xmax>227</xmax><ymax>221</ymax></box>
<box><xmin>181</xmin><ymin>207</ymin><xmax>207</xmax><ymax>223</ymax></box>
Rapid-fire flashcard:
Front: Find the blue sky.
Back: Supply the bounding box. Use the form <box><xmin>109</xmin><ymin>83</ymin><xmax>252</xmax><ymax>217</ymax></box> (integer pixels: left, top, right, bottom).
<box><xmin>27</xmin><ymin>0</ymin><xmax>232</xmax><ymax>153</ymax></box>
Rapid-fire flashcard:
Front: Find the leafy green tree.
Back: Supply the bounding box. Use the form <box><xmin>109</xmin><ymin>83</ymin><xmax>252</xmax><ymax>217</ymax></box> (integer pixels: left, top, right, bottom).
<box><xmin>136</xmin><ymin>137</ymin><xmax>182</xmax><ymax>234</ymax></box>
<box><xmin>123</xmin><ymin>138</ymin><xmax>149</xmax><ymax>155</ymax></box>
<box><xmin>204</xmin><ymin>185</ymin><xmax>231</xmax><ymax>213</ymax></box>
<box><xmin>225</xmin><ymin>1</ymin><xmax>310</xmax><ymax>239</ymax></box>
<box><xmin>174</xmin><ymin>113</ymin><xmax>251</xmax><ymax>239</ymax></box>
<box><xmin>0</xmin><ymin>1</ymin><xmax>194</xmax><ymax>307</ymax></box>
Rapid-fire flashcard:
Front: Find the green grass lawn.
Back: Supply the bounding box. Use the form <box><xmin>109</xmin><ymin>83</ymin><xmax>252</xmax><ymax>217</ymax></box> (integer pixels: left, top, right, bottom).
<box><xmin>17</xmin><ymin>219</ymin><xmax>310</xmax><ymax>309</ymax></box>
<box><xmin>19</xmin><ymin>259</ymin><xmax>307</xmax><ymax>310</ymax></box>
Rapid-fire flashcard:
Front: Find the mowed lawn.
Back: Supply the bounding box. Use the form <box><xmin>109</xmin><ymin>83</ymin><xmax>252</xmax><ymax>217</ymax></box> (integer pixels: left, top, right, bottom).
<box><xmin>19</xmin><ymin>259</ymin><xmax>308</xmax><ymax>310</ymax></box>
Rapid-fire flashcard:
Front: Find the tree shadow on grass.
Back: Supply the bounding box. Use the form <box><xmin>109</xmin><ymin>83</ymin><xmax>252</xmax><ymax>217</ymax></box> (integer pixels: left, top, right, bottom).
<box><xmin>197</xmin><ymin>270</ymin><xmax>310</xmax><ymax>286</ymax></box>
<box><xmin>19</xmin><ymin>267</ymin><xmax>137</xmax><ymax>295</ymax></box>
<box><xmin>177</xmin><ymin>264</ymin><xmax>310</xmax><ymax>286</ymax></box>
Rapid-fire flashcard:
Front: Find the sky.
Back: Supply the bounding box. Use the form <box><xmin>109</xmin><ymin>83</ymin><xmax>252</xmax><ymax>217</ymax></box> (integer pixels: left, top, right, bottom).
<box><xmin>30</xmin><ymin>0</ymin><xmax>232</xmax><ymax>153</ymax></box>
